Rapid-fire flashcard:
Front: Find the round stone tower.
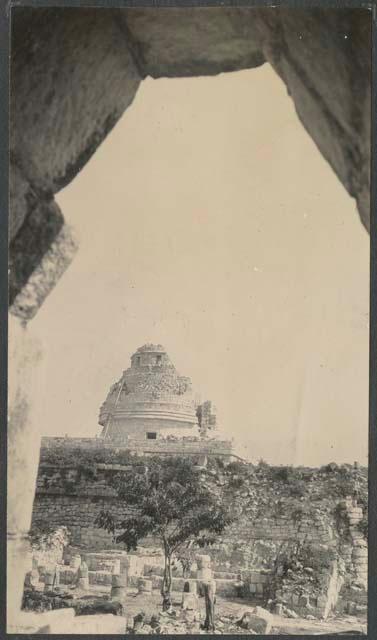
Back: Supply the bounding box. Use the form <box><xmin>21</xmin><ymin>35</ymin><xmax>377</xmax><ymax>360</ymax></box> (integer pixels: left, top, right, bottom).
<box><xmin>99</xmin><ymin>344</ymin><xmax>199</xmax><ymax>442</ymax></box>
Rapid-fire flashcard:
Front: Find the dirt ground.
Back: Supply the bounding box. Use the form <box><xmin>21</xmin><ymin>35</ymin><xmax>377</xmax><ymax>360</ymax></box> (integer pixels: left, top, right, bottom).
<box><xmin>30</xmin><ymin>581</ymin><xmax>366</xmax><ymax>635</ymax></box>
<box><xmin>117</xmin><ymin>590</ymin><xmax>366</xmax><ymax>635</ymax></box>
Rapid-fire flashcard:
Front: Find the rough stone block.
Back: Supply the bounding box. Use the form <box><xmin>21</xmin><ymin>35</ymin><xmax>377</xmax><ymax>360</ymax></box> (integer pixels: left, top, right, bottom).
<box><xmin>138</xmin><ymin>578</ymin><xmax>153</xmax><ymax>593</ymax></box>
<box><xmin>183</xmin><ymin>579</ymin><xmax>198</xmax><ymax>594</ymax></box>
<box><xmin>182</xmin><ymin>593</ymin><xmax>199</xmax><ymax>611</ymax></box>
<box><xmin>197</xmin><ymin>568</ymin><xmax>212</xmax><ymax>581</ymax></box>
<box><xmin>7</xmin><ymin>608</ymin><xmax>76</xmax><ymax>634</ymax></box>
<box><xmin>299</xmin><ymin>595</ymin><xmax>310</xmax><ymax>607</ymax></box>
<box><xmin>70</xmin><ymin>614</ymin><xmax>127</xmax><ymax>634</ymax></box>
<box><xmin>237</xmin><ymin>606</ymin><xmax>272</xmax><ymax>634</ymax></box>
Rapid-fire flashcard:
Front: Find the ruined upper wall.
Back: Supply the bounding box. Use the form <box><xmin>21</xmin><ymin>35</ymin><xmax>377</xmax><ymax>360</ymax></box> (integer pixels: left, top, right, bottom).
<box><xmin>99</xmin><ymin>344</ymin><xmax>198</xmax><ymax>438</ymax></box>
<box><xmin>9</xmin><ymin>7</ymin><xmax>371</xmax><ymax>320</ymax></box>
<box><xmin>31</xmin><ymin>450</ymin><xmax>367</xmax><ymax>619</ymax></box>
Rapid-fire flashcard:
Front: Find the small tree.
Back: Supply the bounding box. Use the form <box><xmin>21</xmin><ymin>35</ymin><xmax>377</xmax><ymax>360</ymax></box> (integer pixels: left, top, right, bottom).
<box><xmin>96</xmin><ymin>456</ymin><xmax>233</xmax><ymax>610</ymax></box>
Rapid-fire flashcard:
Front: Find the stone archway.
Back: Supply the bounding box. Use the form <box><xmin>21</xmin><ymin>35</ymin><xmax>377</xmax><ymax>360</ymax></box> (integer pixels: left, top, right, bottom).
<box><xmin>7</xmin><ymin>6</ymin><xmax>371</xmax><ymax>631</ymax></box>
<box><xmin>10</xmin><ymin>6</ymin><xmax>371</xmax><ymax>321</ymax></box>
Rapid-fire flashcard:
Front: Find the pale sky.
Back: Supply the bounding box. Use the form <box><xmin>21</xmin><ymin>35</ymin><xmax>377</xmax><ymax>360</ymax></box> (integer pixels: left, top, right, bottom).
<box><xmin>11</xmin><ymin>65</ymin><xmax>369</xmax><ymax>466</ymax></box>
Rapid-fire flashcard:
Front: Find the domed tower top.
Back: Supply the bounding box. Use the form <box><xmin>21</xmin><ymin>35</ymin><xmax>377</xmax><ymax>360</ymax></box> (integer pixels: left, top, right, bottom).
<box><xmin>99</xmin><ymin>344</ymin><xmax>198</xmax><ymax>441</ymax></box>
<box><xmin>131</xmin><ymin>344</ymin><xmax>171</xmax><ymax>369</ymax></box>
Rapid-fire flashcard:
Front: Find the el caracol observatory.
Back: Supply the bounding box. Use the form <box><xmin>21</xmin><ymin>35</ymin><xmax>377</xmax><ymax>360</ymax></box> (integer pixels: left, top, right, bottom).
<box><xmin>99</xmin><ymin>344</ymin><xmax>222</xmax><ymax>445</ymax></box>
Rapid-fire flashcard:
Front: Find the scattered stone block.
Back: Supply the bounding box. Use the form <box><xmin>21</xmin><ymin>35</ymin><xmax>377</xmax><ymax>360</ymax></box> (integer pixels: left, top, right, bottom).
<box><xmin>197</xmin><ymin>568</ymin><xmax>212</xmax><ymax>581</ymax></box>
<box><xmin>44</xmin><ymin>570</ymin><xmax>56</xmax><ymax>593</ymax></box>
<box><xmin>70</xmin><ymin>554</ymin><xmax>81</xmax><ymax>570</ymax></box>
<box><xmin>9</xmin><ymin>609</ymin><xmax>76</xmax><ymax>634</ymax></box>
<box><xmin>77</xmin><ymin>560</ymin><xmax>89</xmax><ymax>590</ymax></box>
<box><xmin>237</xmin><ymin>607</ymin><xmax>272</xmax><ymax>634</ymax></box>
<box><xmin>133</xmin><ymin>612</ymin><xmax>145</xmax><ymax>632</ymax></box>
<box><xmin>24</xmin><ymin>568</ymin><xmax>40</xmax><ymax>589</ymax></box>
<box><xmin>71</xmin><ymin>614</ymin><xmax>127</xmax><ymax>634</ymax></box>
<box><xmin>182</xmin><ymin>593</ymin><xmax>199</xmax><ymax>611</ymax></box>
<box><xmin>138</xmin><ymin>578</ymin><xmax>153</xmax><ymax>593</ymax></box>
<box><xmin>183</xmin><ymin>579</ymin><xmax>197</xmax><ymax>594</ymax></box>
<box><xmin>196</xmin><ymin>554</ymin><xmax>211</xmax><ymax>569</ymax></box>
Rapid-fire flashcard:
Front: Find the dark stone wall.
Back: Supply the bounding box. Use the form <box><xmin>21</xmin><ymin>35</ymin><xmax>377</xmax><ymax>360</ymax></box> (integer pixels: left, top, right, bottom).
<box><xmin>9</xmin><ymin>7</ymin><xmax>371</xmax><ymax>320</ymax></box>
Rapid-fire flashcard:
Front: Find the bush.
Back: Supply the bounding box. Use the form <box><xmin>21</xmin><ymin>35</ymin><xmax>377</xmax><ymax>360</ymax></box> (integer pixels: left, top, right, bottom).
<box><xmin>39</xmin><ymin>445</ymin><xmax>134</xmax><ymax>469</ymax></box>
<box><xmin>29</xmin><ymin>525</ymin><xmax>71</xmax><ymax>552</ymax></box>
<box><xmin>334</xmin><ymin>503</ymin><xmax>352</xmax><ymax>540</ymax></box>
<box><xmin>321</xmin><ymin>462</ymin><xmax>339</xmax><ymax>473</ymax></box>
<box><xmin>229</xmin><ymin>476</ymin><xmax>244</xmax><ymax>489</ymax></box>
<box><xmin>272</xmin><ymin>467</ymin><xmax>292</xmax><ymax>482</ymax></box>
<box><xmin>287</xmin><ymin>480</ymin><xmax>307</xmax><ymax>498</ymax></box>
<box><xmin>226</xmin><ymin>461</ymin><xmax>249</xmax><ymax>476</ymax></box>
<box><xmin>22</xmin><ymin>590</ymin><xmax>123</xmax><ymax>616</ymax></box>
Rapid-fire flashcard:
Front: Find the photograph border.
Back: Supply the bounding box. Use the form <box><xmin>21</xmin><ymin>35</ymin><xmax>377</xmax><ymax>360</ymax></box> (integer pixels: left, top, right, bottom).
<box><xmin>1</xmin><ymin>1</ymin><xmax>375</xmax><ymax>638</ymax></box>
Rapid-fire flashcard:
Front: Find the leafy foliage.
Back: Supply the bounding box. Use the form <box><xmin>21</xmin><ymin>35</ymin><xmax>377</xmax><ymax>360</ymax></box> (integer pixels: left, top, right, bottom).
<box><xmin>39</xmin><ymin>445</ymin><xmax>134</xmax><ymax>469</ymax></box>
<box><xmin>226</xmin><ymin>461</ymin><xmax>250</xmax><ymax>476</ymax></box>
<box><xmin>95</xmin><ymin>456</ymin><xmax>233</xmax><ymax>609</ymax></box>
<box><xmin>29</xmin><ymin>525</ymin><xmax>71</xmax><ymax>552</ymax></box>
<box><xmin>175</xmin><ymin>540</ymin><xmax>197</xmax><ymax>578</ymax></box>
<box><xmin>96</xmin><ymin>456</ymin><xmax>232</xmax><ymax>551</ymax></box>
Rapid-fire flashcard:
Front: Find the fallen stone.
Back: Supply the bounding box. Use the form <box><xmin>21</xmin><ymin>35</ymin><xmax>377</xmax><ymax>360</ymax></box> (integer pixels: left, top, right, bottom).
<box><xmin>150</xmin><ymin>614</ymin><xmax>160</xmax><ymax>629</ymax></box>
<box><xmin>72</xmin><ymin>614</ymin><xmax>127</xmax><ymax>634</ymax></box>
<box><xmin>7</xmin><ymin>609</ymin><xmax>75</xmax><ymax>634</ymax></box>
<box><xmin>133</xmin><ymin>612</ymin><xmax>145</xmax><ymax>632</ymax></box>
<box><xmin>182</xmin><ymin>593</ymin><xmax>199</xmax><ymax>611</ymax></box>
<box><xmin>236</xmin><ymin>606</ymin><xmax>272</xmax><ymax>634</ymax></box>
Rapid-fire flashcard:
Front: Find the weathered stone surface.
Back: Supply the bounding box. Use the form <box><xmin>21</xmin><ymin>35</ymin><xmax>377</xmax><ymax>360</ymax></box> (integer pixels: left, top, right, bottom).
<box><xmin>237</xmin><ymin>606</ymin><xmax>272</xmax><ymax>634</ymax></box>
<box><xmin>11</xmin><ymin>7</ymin><xmax>142</xmax><ymax>198</ymax></box>
<box><xmin>9</xmin><ymin>198</ymin><xmax>77</xmax><ymax>321</ymax></box>
<box><xmin>10</xmin><ymin>7</ymin><xmax>141</xmax><ymax>318</ymax></box>
<box><xmin>9</xmin><ymin>7</ymin><xmax>371</xmax><ymax>318</ymax></box>
<box><xmin>251</xmin><ymin>8</ymin><xmax>371</xmax><ymax>229</ymax></box>
<box><xmin>7</xmin><ymin>608</ymin><xmax>75</xmax><ymax>635</ymax></box>
<box><xmin>182</xmin><ymin>592</ymin><xmax>199</xmax><ymax>611</ymax></box>
<box><xmin>99</xmin><ymin>344</ymin><xmax>199</xmax><ymax>440</ymax></box>
<box><xmin>54</xmin><ymin>613</ymin><xmax>127</xmax><ymax>634</ymax></box>
<box><xmin>111</xmin><ymin>569</ymin><xmax>128</xmax><ymax>600</ymax></box>
<box><xmin>138</xmin><ymin>577</ymin><xmax>153</xmax><ymax>593</ymax></box>
<box><xmin>7</xmin><ymin>321</ymin><xmax>43</xmax><ymax>629</ymax></box>
<box><xmin>124</xmin><ymin>7</ymin><xmax>265</xmax><ymax>77</ymax></box>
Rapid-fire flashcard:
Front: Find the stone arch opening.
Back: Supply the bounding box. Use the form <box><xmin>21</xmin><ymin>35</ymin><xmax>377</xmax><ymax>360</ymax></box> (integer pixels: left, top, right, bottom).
<box><xmin>7</xmin><ymin>6</ymin><xmax>371</xmax><ymax>629</ymax></box>
<box><xmin>9</xmin><ymin>6</ymin><xmax>371</xmax><ymax>322</ymax></box>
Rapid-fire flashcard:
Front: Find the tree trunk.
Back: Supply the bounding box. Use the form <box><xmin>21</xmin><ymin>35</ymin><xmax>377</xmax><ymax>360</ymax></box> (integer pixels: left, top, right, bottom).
<box><xmin>182</xmin><ymin>561</ymin><xmax>190</xmax><ymax>579</ymax></box>
<box><xmin>161</xmin><ymin>551</ymin><xmax>172</xmax><ymax>611</ymax></box>
<box><xmin>203</xmin><ymin>581</ymin><xmax>216</xmax><ymax>631</ymax></box>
